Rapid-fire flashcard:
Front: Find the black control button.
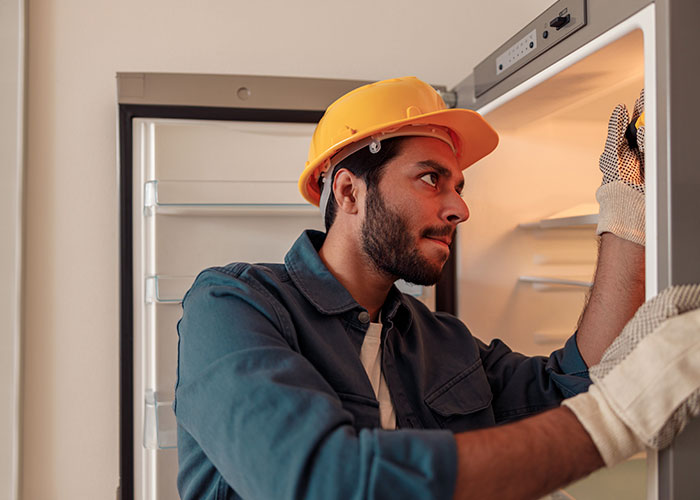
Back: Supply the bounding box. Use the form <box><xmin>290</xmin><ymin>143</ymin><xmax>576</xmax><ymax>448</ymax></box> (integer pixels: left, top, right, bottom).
<box><xmin>550</xmin><ymin>13</ymin><xmax>570</xmax><ymax>30</ymax></box>
<box><xmin>529</xmin><ymin>41</ymin><xmax>534</xmax><ymax>48</ymax></box>
<box><xmin>543</xmin><ymin>30</ymin><xmax>549</xmax><ymax>39</ymax></box>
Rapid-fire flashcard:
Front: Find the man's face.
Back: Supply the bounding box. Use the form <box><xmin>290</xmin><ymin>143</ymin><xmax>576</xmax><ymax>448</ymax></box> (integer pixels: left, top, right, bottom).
<box><xmin>360</xmin><ymin>137</ymin><xmax>469</xmax><ymax>286</ymax></box>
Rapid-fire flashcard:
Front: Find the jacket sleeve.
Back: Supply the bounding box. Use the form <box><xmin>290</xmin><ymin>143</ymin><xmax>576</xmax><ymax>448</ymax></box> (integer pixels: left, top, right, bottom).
<box><xmin>477</xmin><ymin>334</ymin><xmax>591</xmax><ymax>424</ymax></box>
<box><xmin>175</xmin><ymin>269</ymin><xmax>457</xmax><ymax>500</ymax></box>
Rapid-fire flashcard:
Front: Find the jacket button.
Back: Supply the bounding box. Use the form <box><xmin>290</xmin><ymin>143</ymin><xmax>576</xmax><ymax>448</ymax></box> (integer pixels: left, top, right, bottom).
<box><xmin>358</xmin><ymin>311</ymin><xmax>371</xmax><ymax>324</ymax></box>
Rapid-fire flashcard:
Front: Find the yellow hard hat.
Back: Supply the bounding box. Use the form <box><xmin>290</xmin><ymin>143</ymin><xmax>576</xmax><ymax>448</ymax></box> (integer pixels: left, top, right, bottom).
<box><xmin>299</xmin><ymin>76</ymin><xmax>499</xmax><ymax>206</ymax></box>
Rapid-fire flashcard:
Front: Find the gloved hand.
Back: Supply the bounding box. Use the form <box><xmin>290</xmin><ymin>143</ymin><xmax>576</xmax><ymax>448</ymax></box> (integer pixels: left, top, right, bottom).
<box><xmin>563</xmin><ymin>284</ymin><xmax>700</xmax><ymax>466</ymax></box>
<box><xmin>596</xmin><ymin>89</ymin><xmax>646</xmax><ymax>246</ymax></box>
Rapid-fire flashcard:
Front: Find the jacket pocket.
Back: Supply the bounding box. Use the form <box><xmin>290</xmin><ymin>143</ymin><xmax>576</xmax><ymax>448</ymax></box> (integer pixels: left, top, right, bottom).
<box><xmin>424</xmin><ymin>359</ymin><xmax>495</xmax><ymax>431</ymax></box>
<box><xmin>337</xmin><ymin>392</ymin><xmax>380</xmax><ymax>431</ymax></box>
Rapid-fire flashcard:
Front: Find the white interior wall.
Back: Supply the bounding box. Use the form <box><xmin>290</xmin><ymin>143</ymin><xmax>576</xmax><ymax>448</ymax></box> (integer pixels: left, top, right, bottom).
<box><xmin>24</xmin><ymin>0</ymin><xmax>554</xmax><ymax>498</ymax></box>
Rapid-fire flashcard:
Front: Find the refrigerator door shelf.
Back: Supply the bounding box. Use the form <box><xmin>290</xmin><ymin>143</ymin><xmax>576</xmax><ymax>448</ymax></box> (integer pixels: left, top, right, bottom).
<box><xmin>518</xmin><ymin>275</ymin><xmax>593</xmax><ymax>291</ymax></box>
<box><xmin>143</xmin><ymin>390</ymin><xmax>177</xmax><ymax>450</ymax></box>
<box><xmin>144</xmin><ymin>180</ymin><xmax>316</xmax><ymax>217</ymax></box>
<box><xmin>145</xmin><ymin>276</ymin><xmax>194</xmax><ymax>304</ymax></box>
<box><xmin>518</xmin><ymin>203</ymin><xmax>599</xmax><ymax>229</ymax></box>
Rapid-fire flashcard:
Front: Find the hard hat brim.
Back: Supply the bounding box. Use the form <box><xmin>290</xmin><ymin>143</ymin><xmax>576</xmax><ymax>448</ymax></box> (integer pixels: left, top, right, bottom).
<box><xmin>299</xmin><ymin>107</ymin><xmax>499</xmax><ymax>206</ymax></box>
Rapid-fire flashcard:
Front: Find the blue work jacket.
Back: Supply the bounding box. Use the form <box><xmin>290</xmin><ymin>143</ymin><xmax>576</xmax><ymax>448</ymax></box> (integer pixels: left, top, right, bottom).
<box><xmin>175</xmin><ymin>230</ymin><xmax>591</xmax><ymax>500</ymax></box>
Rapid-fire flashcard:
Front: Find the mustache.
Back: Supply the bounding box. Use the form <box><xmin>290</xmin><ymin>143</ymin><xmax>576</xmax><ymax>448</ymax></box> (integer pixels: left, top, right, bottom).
<box><xmin>421</xmin><ymin>225</ymin><xmax>455</xmax><ymax>241</ymax></box>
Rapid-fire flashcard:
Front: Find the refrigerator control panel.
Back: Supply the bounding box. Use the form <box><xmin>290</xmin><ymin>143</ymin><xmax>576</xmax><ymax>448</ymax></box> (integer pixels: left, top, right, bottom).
<box><xmin>496</xmin><ymin>29</ymin><xmax>538</xmax><ymax>76</ymax></box>
<box><xmin>474</xmin><ymin>0</ymin><xmax>587</xmax><ymax>97</ymax></box>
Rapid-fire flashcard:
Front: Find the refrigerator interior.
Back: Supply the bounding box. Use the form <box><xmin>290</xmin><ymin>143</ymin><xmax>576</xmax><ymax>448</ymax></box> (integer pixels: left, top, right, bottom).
<box><xmin>458</xmin><ymin>29</ymin><xmax>644</xmax><ymax>354</ymax></box>
<box><xmin>457</xmin><ymin>29</ymin><xmax>646</xmax><ymax>498</ymax></box>
<box><xmin>132</xmin><ymin>118</ymin><xmax>321</xmax><ymax>499</ymax></box>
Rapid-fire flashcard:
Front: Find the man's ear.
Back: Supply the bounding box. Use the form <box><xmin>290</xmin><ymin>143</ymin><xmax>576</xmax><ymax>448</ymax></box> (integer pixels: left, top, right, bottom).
<box><xmin>333</xmin><ymin>169</ymin><xmax>364</xmax><ymax>215</ymax></box>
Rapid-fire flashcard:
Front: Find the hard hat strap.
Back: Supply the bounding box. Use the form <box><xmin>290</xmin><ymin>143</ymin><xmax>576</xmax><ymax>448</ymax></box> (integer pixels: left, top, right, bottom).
<box><xmin>319</xmin><ymin>124</ymin><xmax>456</xmax><ymax>226</ymax></box>
<box><xmin>319</xmin><ymin>171</ymin><xmax>335</xmax><ymax>227</ymax></box>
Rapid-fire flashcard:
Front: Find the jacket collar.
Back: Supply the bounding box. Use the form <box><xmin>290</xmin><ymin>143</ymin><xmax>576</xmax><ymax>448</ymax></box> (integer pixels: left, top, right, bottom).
<box><xmin>285</xmin><ymin>230</ymin><xmax>358</xmax><ymax>315</ymax></box>
<box><xmin>285</xmin><ymin>230</ymin><xmax>411</xmax><ymax>324</ymax></box>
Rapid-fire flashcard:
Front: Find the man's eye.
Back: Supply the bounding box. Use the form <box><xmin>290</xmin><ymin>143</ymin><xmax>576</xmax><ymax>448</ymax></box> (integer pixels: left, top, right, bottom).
<box><xmin>420</xmin><ymin>173</ymin><xmax>438</xmax><ymax>187</ymax></box>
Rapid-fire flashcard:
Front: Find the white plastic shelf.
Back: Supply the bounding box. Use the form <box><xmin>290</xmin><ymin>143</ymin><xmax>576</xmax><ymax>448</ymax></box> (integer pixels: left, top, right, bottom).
<box><xmin>145</xmin><ymin>276</ymin><xmax>194</xmax><ymax>304</ymax></box>
<box><xmin>144</xmin><ymin>180</ymin><xmax>318</xmax><ymax>216</ymax></box>
<box><xmin>519</xmin><ymin>275</ymin><xmax>593</xmax><ymax>291</ymax></box>
<box><xmin>518</xmin><ymin>203</ymin><xmax>599</xmax><ymax>229</ymax></box>
<box><xmin>143</xmin><ymin>390</ymin><xmax>177</xmax><ymax>450</ymax></box>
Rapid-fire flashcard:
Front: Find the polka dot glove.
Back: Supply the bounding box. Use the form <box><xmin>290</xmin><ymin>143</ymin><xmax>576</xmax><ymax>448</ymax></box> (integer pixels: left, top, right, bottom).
<box><xmin>596</xmin><ymin>89</ymin><xmax>645</xmax><ymax>245</ymax></box>
<box><xmin>564</xmin><ymin>284</ymin><xmax>700</xmax><ymax>466</ymax></box>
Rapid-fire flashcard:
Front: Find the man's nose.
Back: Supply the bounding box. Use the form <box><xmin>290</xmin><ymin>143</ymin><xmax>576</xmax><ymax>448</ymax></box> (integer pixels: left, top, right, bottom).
<box><xmin>443</xmin><ymin>191</ymin><xmax>469</xmax><ymax>225</ymax></box>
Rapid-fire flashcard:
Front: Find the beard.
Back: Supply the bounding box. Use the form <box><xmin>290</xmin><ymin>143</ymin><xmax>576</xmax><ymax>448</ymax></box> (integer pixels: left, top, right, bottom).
<box><xmin>361</xmin><ymin>186</ymin><xmax>453</xmax><ymax>286</ymax></box>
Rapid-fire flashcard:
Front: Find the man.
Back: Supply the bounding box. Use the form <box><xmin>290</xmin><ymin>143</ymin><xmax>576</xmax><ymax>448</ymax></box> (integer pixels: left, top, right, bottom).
<box><xmin>175</xmin><ymin>77</ymin><xmax>700</xmax><ymax>499</ymax></box>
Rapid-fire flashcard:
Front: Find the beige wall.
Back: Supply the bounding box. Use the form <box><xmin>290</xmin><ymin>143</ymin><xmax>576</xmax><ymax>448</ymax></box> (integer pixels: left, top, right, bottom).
<box><xmin>23</xmin><ymin>0</ymin><xmax>553</xmax><ymax>498</ymax></box>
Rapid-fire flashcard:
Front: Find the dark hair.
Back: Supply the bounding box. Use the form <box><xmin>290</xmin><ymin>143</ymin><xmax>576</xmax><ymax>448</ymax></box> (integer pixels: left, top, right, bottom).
<box><xmin>321</xmin><ymin>137</ymin><xmax>407</xmax><ymax>231</ymax></box>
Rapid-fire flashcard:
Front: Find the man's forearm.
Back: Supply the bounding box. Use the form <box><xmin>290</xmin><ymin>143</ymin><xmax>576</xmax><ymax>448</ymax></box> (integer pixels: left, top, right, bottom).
<box><xmin>576</xmin><ymin>232</ymin><xmax>645</xmax><ymax>366</ymax></box>
<box><xmin>453</xmin><ymin>407</ymin><xmax>603</xmax><ymax>500</ymax></box>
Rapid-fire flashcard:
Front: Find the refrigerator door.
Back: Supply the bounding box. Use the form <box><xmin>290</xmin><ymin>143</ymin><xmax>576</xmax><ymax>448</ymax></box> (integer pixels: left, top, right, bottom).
<box><xmin>652</xmin><ymin>0</ymin><xmax>700</xmax><ymax>497</ymax></box>
<box><xmin>454</xmin><ymin>0</ymin><xmax>699</xmax><ymax>497</ymax></box>
<box><xmin>458</xmin><ymin>14</ymin><xmax>649</xmax><ymax>500</ymax></box>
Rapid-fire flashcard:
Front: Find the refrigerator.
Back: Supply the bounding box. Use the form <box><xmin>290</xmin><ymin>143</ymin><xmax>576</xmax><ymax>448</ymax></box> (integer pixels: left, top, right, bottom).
<box><xmin>117</xmin><ymin>0</ymin><xmax>700</xmax><ymax>498</ymax></box>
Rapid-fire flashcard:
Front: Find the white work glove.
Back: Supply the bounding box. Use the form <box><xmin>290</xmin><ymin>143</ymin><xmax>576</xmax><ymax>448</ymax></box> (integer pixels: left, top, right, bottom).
<box><xmin>563</xmin><ymin>284</ymin><xmax>700</xmax><ymax>466</ymax></box>
<box><xmin>596</xmin><ymin>89</ymin><xmax>645</xmax><ymax>246</ymax></box>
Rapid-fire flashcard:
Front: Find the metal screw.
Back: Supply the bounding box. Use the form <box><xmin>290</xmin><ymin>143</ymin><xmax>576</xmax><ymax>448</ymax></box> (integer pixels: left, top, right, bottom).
<box><xmin>237</xmin><ymin>87</ymin><xmax>251</xmax><ymax>100</ymax></box>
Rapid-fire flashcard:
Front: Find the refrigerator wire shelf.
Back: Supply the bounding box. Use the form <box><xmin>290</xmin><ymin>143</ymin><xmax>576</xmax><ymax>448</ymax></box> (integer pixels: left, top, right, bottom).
<box><xmin>144</xmin><ymin>180</ymin><xmax>319</xmax><ymax>216</ymax></box>
<box><xmin>518</xmin><ymin>204</ymin><xmax>599</xmax><ymax>229</ymax></box>
<box><xmin>145</xmin><ymin>276</ymin><xmax>194</xmax><ymax>304</ymax></box>
<box><xmin>518</xmin><ymin>275</ymin><xmax>593</xmax><ymax>291</ymax></box>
